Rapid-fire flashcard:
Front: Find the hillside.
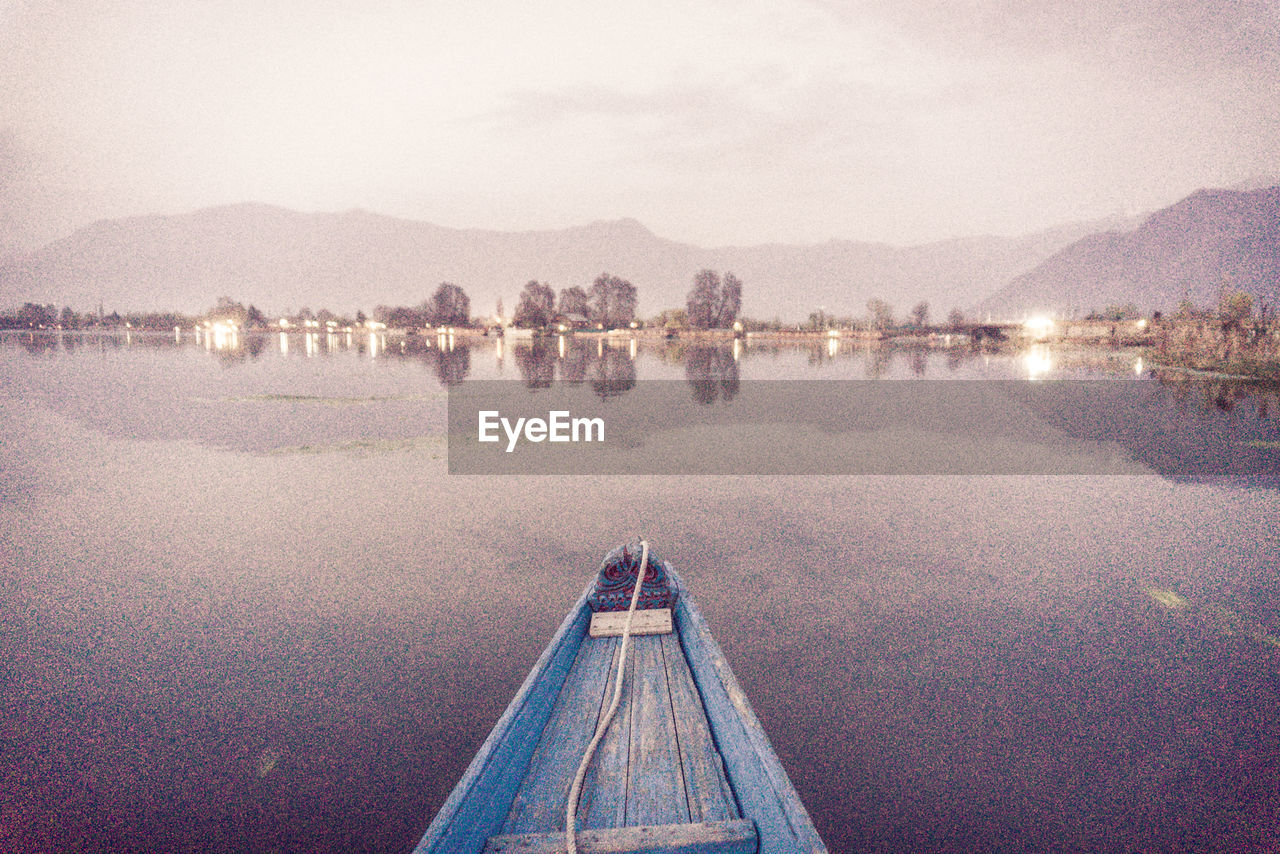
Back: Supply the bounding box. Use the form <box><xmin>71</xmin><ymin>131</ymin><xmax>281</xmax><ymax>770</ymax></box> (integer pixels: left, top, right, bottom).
<box><xmin>981</xmin><ymin>186</ymin><xmax>1280</xmax><ymax>318</ymax></box>
<box><xmin>0</xmin><ymin>203</ymin><xmax>1121</xmax><ymax>321</ymax></box>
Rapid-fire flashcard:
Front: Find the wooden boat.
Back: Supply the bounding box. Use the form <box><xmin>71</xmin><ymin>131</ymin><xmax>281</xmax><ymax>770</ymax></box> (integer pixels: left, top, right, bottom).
<box><xmin>411</xmin><ymin>543</ymin><xmax>828</xmax><ymax>854</ymax></box>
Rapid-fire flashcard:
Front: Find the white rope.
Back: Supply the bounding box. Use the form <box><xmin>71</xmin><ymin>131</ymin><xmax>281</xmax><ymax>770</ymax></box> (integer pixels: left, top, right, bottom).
<box><xmin>565</xmin><ymin>539</ymin><xmax>650</xmax><ymax>854</ymax></box>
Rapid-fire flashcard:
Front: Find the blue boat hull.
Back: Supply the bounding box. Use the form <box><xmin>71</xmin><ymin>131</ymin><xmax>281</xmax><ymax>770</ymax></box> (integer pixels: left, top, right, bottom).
<box><xmin>411</xmin><ymin>559</ymin><xmax>827</xmax><ymax>853</ymax></box>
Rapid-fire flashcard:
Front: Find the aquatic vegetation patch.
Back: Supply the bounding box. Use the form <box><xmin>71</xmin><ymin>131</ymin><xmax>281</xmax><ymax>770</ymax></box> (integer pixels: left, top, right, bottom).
<box><xmin>266</xmin><ymin>437</ymin><xmax>439</xmax><ymax>456</ymax></box>
<box><xmin>1143</xmin><ymin>585</ymin><xmax>1280</xmax><ymax>648</ymax></box>
<box><xmin>1143</xmin><ymin>586</ymin><xmax>1188</xmax><ymax>610</ymax></box>
<box><xmin>217</xmin><ymin>392</ymin><xmax>442</xmax><ymax>406</ymax></box>
<box><xmin>256</xmin><ymin>747</ymin><xmax>284</xmax><ymax>777</ymax></box>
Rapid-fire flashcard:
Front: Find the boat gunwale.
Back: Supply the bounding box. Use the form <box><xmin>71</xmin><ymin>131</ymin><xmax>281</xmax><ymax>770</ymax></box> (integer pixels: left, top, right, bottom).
<box><xmin>411</xmin><ymin>581</ymin><xmax>595</xmax><ymax>854</ymax></box>
<box><xmin>672</xmin><ymin>586</ymin><xmax>828</xmax><ymax>852</ymax></box>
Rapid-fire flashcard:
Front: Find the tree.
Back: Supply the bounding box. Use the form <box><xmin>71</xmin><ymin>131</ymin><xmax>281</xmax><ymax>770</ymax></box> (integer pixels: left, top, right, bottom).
<box><xmin>946</xmin><ymin>308</ymin><xmax>965</xmax><ymax>329</ymax></box>
<box><xmin>653</xmin><ymin>308</ymin><xmax>688</xmax><ymax>330</ymax></box>
<box><xmin>716</xmin><ymin>272</ymin><xmax>743</xmax><ymax>328</ymax></box>
<box><xmin>686</xmin><ymin>269</ymin><xmax>720</xmax><ymax>330</ymax></box>
<box><xmin>1175</xmin><ymin>299</ymin><xmax>1203</xmax><ymax>320</ymax></box>
<box><xmin>514</xmin><ymin>280</ymin><xmax>556</xmax><ymax>328</ymax></box>
<box><xmin>910</xmin><ymin>300</ymin><xmax>930</xmax><ymax>328</ymax></box>
<box><xmin>209</xmin><ymin>297</ymin><xmax>248</xmax><ymax>326</ymax></box>
<box><xmin>806</xmin><ymin>309</ymin><xmax>833</xmax><ymax>331</ymax></box>
<box><xmin>374</xmin><ymin>304</ymin><xmax>426</xmax><ymax>329</ymax></box>
<box><xmin>17</xmin><ymin>302</ymin><xmax>56</xmax><ymax>328</ymax></box>
<box><xmin>685</xmin><ymin>269</ymin><xmax>743</xmax><ymax>329</ymax></box>
<box><xmin>1219</xmin><ymin>290</ymin><xmax>1254</xmax><ymax>327</ymax></box>
<box><xmin>866</xmin><ymin>299</ymin><xmax>893</xmax><ymax>331</ymax></box>
<box><xmin>558</xmin><ymin>286</ymin><xmax>590</xmax><ymax>318</ymax></box>
<box><xmin>589</xmin><ymin>273</ymin><xmax>637</xmax><ymax>328</ymax></box>
<box><xmin>428</xmin><ymin>282</ymin><xmax>470</xmax><ymax>327</ymax></box>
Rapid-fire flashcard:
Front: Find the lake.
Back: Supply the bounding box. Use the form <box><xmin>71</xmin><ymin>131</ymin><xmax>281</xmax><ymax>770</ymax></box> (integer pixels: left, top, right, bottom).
<box><xmin>3</xmin><ymin>329</ymin><xmax>1280</xmax><ymax>853</ymax></box>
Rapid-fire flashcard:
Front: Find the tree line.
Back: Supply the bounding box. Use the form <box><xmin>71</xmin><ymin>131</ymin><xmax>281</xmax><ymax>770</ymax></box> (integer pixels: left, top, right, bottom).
<box><xmin>512</xmin><ymin>269</ymin><xmax>746</xmax><ymax>331</ymax></box>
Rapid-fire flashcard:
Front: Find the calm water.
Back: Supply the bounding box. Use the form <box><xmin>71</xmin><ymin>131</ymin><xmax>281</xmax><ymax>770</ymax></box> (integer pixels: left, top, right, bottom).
<box><xmin>3</xmin><ymin>330</ymin><xmax>1280</xmax><ymax>853</ymax></box>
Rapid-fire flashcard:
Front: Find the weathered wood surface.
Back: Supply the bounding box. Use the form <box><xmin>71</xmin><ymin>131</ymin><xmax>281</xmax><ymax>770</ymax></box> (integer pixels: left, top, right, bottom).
<box><xmin>589</xmin><ymin>608</ymin><xmax>673</xmax><ymax>638</ymax></box>
<box><xmin>411</xmin><ymin>587</ymin><xmax>593</xmax><ymax>854</ymax></box>
<box><xmin>482</xmin><ymin>819</ymin><xmax>758</xmax><ymax>854</ymax></box>
<box><xmin>578</xmin><ymin>637</ymin><xmax>633</xmax><ymax>829</ymax></box>
<box><xmin>625</xmin><ymin>634</ymin><xmax>690</xmax><ymax>826</ymax></box>
<box><xmin>499</xmin><ymin>630</ymin><xmax>739</xmax><ymax>836</ymax></box>
<box><xmin>674</xmin><ymin>595</ymin><xmax>828</xmax><ymax>853</ymax></box>
<box><xmin>659</xmin><ymin>631</ymin><xmax>739</xmax><ymax>824</ymax></box>
<box><xmin>502</xmin><ymin>636</ymin><xmax>618</xmax><ymax>834</ymax></box>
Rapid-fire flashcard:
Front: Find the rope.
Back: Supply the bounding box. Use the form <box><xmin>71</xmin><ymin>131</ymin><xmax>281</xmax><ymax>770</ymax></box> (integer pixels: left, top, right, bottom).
<box><xmin>565</xmin><ymin>539</ymin><xmax>650</xmax><ymax>854</ymax></box>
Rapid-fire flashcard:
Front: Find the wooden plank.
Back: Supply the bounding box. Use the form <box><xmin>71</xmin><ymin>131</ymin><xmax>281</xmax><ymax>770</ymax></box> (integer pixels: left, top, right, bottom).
<box><xmin>589</xmin><ymin>608</ymin><xmax>673</xmax><ymax>638</ymax></box>
<box><xmin>483</xmin><ymin>818</ymin><xmax>758</xmax><ymax>854</ymax></box>
<box><xmin>411</xmin><ymin>588</ymin><xmax>594</xmax><ymax>854</ymax></box>
<box><xmin>577</xmin><ymin>638</ymin><xmax>633</xmax><ymax>829</ymax></box>
<box><xmin>659</xmin><ymin>631</ymin><xmax>740</xmax><ymax>823</ymax></box>
<box><xmin>674</xmin><ymin>594</ymin><xmax>828</xmax><ymax>853</ymax></box>
<box><xmin>625</xmin><ymin>634</ymin><xmax>690</xmax><ymax>826</ymax></box>
<box><xmin>502</xmin><ymin>636</ymin><xmax>619</xmax><ymax>834</ymax></box>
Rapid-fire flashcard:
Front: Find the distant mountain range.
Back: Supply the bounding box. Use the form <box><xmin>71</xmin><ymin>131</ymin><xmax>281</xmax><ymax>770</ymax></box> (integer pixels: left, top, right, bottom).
<box><xmin>0</xmin><ymin>204</ymin><xmax>1125</xmax><ymax>322</ymax></box>
<box><xmin>1</xmin><ymin>184</ymin><xmax>1276</xmax><ymax>321</ymax></box>
<box><xmin>981</xmin><ymin>186</ymin><xmax>1280</xmax><ymax>318</ymax></box>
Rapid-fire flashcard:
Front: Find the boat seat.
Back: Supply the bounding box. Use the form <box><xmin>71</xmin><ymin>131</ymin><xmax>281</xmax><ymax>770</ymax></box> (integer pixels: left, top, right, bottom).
<box><xmin>483</xmin><ymin>818</ymin><xmax>758</xmax><ymax>853</ymax></box>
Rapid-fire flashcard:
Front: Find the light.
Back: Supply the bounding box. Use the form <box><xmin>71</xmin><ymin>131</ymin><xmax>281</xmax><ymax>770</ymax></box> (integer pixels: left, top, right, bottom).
<box><xmin>1023</xmin><ymin>315</ymin><xmax>1055</xmax><ymax>340</ymax></box>
<box><xmin>1023</xmin><ymin>345</ymin><xmax>1053</xmax><ymax>380</ymax></box>
<box><xmin>826</xmin><ymin>328</ymin><xmax>840</xmax><ymax>338</ymax></box>
<box><xmin>208</xmin><ymin>320</ymin><xmax>240</xmax><ymax>351</ymax></box>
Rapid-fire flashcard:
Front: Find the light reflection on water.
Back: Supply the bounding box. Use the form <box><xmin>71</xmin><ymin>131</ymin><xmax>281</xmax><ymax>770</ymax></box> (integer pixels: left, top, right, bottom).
<box><xmin>2</xmin><ymin>331</ymin><xmax>1280</xmax><ymax>853</ymax></box>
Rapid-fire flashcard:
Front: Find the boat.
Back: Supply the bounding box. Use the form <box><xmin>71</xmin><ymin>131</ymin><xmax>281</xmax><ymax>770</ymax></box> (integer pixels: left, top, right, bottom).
<box><xmin>411</xmin><ymin>542</ymin><xmax>828</xmax><ymax>854</ymax></box>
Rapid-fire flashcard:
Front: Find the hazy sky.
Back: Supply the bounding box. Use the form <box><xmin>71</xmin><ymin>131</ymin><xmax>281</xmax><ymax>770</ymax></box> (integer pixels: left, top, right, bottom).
<box><xmin>2</xmin><ymin>0</ymin><xmax>1277</xmax><ymax>252</ymax></box>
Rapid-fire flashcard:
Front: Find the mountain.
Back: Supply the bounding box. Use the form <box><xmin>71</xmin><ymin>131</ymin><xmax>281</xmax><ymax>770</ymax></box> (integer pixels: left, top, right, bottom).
<box><xmin>981</xmin><ymin>186</ymin><xmax>1280</xmax><ymax>318</ymax></box>
<box><xmin>0</xmin><ymin>203</ymin><xmax>1122</xmax><ymax>321</ymax></box>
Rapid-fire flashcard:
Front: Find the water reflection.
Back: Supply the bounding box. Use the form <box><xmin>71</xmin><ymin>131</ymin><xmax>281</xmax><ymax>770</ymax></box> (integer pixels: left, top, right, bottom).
<box><xmin>513</xmin><ymin>340</ymin><xmax>555</xmax><ymax>388</ymax></box>
<box><xmin>684</xmin><ymin>345</ymin><xmax>740</xmax><ymax>404</ymax></box>
<box><xmin>506</xmin><ymin>337</ymin><xmax>638</xmax><ymax>397</ymax></box>
<box><xmin>4</xmin><ymin>328</ymin><xmax>1280</xmax><ymax>854</ymax></box>
<box><xmin>589</xmin><ymin>347</ymin><xmax>636</xmax><ymax>399</ymax></box>
<box><xmin>6</xmin><ymin>331</ymin><xmax>1280</xmax><ymax>438</ymax></box>
<box><xmin>1023</xmin><ymin>344</ymin><xmax>1054</xmax><ymax>380</ymax></box>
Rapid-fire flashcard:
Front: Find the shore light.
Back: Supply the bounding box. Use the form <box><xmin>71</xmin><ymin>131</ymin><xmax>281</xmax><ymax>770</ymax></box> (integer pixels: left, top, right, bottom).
<box><xmin>1023</xmin><ymin>315</ymin><xmax>1055</xmax><ymax>340</ymax></box>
